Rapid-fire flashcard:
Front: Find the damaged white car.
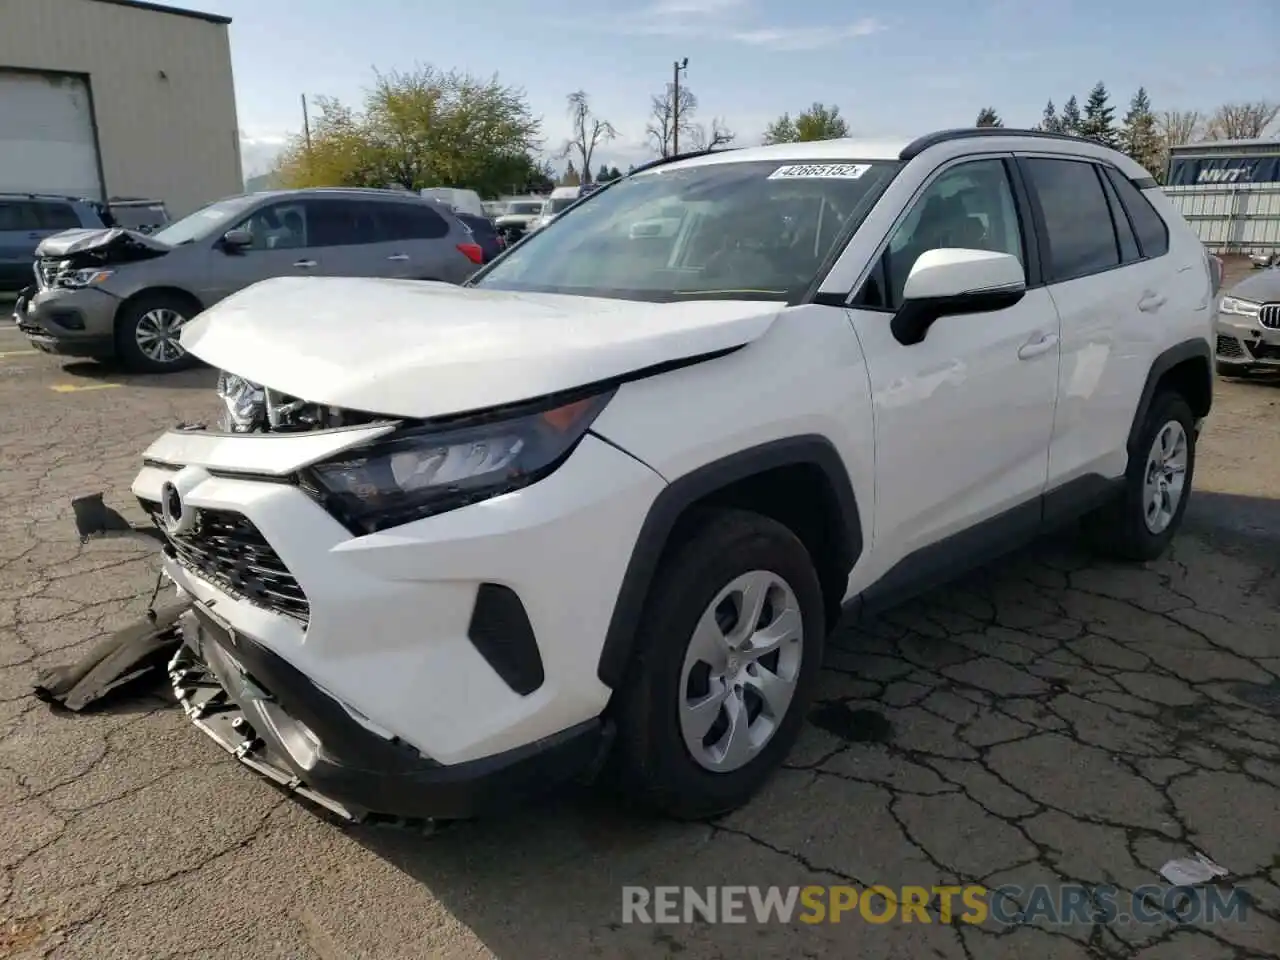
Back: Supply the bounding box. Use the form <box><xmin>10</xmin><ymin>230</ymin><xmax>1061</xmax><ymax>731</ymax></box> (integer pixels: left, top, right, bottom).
<box><xmin>124</xmin><ymin>130</ymin><xmax>1215</xmax><ymax>824</ymax></box>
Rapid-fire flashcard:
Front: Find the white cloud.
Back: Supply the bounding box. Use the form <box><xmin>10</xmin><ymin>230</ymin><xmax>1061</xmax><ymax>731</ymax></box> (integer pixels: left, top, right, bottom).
<box><xmin>238</xmin><ymin>130</ymin><xmax>290</xmax><ymax>179</ymax></box>
<box><xmin>731</xmin><ymin>18</ymin><xmax>884</xmax><ymax>51</ymax></box>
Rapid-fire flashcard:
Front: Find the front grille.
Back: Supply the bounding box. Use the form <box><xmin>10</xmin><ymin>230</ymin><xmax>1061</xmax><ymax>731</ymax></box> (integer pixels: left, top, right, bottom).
<box><xmin>143</xmin><ymin>501</ymin><xmax>310</xmax><ymax>624</ymax></box>
<box><xmin>1260</xmin><ymin>303</ymin><xmax>1280</xmax><ymax>330</ymax></box>
<box><xmin>1216</xmin><ymin>335</ymin><xmax>1246</xmax><ymax>359</ymax></box>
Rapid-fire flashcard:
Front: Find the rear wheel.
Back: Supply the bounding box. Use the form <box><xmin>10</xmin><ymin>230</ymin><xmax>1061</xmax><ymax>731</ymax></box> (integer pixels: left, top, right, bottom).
<box><xmin>114</xmin><ymin>293</ymin><xmax>199</xmax><ymax>372</ymax></box>
<box><xmin>608</xmin><ymin>509</ymin><xmax>825</xmax><ymax>820</ymax></box>
<box><xmin>1083</xmin><ymin>390</ymin><xmax>1196</xmax><ymax>561</ymax></box>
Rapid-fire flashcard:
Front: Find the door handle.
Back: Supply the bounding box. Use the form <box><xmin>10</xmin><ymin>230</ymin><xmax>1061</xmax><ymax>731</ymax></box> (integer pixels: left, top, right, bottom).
<box><xmin>293</xmin><ymin>259</ymin><xmax>317</xmax><ymax>269</ymax></box>
<box><xmin>386</xmin><ymin>253</ymin><xmax>410</xmax><ymax>262</ymax></box>
<box><xmin>1017</xmin><ymin>332</ymin><xmax>1059</xmax><ymax>360</ymax></box>
<box><xmin>27</xmin><ymin>232</ymin><xmax>42</xmax><ymax>240</ymax></box>
<box><xmin>1138</xmin><ymin>291</ymin><xmax>1166</xmax><ymax>313</ymax></box>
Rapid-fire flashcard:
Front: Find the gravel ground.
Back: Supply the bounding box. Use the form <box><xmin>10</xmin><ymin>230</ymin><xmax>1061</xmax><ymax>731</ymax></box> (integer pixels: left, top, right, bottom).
<box><xmin>0</xmin><ymin>265</ymin><xmax>1277</xmax><ymax>959</ymax></box>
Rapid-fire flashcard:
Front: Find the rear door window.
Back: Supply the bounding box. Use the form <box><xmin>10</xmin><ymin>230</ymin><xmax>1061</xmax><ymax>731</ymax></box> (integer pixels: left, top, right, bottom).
<box><xmin>379</xmin><ymin>203</ymin><xmax>451</xmax><ymax>241</ymax></box>
<box><xmin>0</xmin><ymin>201</ymin><xmax>40</xmax><ymax>231</ymax></box>
<box><xmin>305</xmin><ymin>199</ymin><xmax>381</xmax><ymax>247</ymax></box>
<box><xmin>1022</xmin><ymin>157</ymin><xmax>1120</xmax><ymax>282</ymax></box>
<box><xmin>34</xmin><ymin>202</ymin><xmax>82</xmax><ymax>231</ymax></box>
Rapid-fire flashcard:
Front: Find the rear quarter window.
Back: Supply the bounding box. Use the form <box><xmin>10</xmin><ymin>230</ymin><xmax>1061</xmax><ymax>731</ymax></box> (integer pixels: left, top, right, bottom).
<box><xmin>379</xmin><ymin>203</ymin><xmax>450</xmax><ymax>241</ymax></box>
<box><xmin>1102</xmin><ymin>167</ymin><xmax>1169</xmax><ymax>259</ymax></box>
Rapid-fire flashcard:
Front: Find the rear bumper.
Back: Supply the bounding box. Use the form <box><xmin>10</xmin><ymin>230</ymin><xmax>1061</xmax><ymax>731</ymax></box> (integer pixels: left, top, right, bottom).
<box><xmin>174</xmin><ymin>601</ymin><xmax>608</xmax><ymax>821</ymax></box>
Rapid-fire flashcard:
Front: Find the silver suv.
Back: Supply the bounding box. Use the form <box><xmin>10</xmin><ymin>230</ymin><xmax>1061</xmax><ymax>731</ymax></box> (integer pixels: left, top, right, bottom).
<box><xmin>19</xmin><ymin>188</ymin><xmax>483</xmax><ymax>372</ymax></box>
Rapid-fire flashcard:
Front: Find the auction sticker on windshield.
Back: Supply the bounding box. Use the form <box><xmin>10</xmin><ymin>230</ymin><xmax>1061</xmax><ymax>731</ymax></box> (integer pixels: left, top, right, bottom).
<box><xmin>768</xmin><ymin>163</ymin><xmax>871</xmax><ymax>180</ymax></box>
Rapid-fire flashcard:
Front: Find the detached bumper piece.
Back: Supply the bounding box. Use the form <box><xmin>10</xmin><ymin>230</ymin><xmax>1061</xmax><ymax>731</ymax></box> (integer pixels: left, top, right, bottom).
<box><xmin>171</xmin><ymin>603</ymin><xmax>607</xmax><ymax>825</ymax></box>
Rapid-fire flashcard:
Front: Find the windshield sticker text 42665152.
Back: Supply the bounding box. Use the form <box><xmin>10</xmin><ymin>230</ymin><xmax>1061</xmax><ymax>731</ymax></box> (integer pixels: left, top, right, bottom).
<box><xmin>768</xmin><ymin>163</ymin><xmax>871</xmax><ymax>180</ymax></box>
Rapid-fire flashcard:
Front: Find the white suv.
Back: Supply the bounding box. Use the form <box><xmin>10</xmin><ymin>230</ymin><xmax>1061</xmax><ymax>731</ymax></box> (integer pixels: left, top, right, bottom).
<box><xmin>131</xmin><ymin>129</ymin><xmax>1216</xmax><ymax>824</ymax></box>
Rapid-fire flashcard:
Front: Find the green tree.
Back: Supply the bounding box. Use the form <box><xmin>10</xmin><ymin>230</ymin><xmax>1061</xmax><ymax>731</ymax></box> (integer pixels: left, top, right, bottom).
<box><xmin>559</xmin><ymin>160</ymin><xmax>581</xmax><ymax>186</ymax></box>
<box><xmin>1060</xmin><ymin>96</ymin><xmax>1083</xmax><ymax>135</ymax></box>
<box><xmin>608</xmin><ymin>165</ymin><xmax>623</xmax><ymax>180</ymax></box>
<box><xmin>275</xmin><ymin>67</ymin><xmax>541</xmax><ymax>197</ymax></box>
<box><xmin>975</xmin><ymin>107</ymin><xmax>1003</xmax><ymax>128</ymax></box>
<box><xmin>1080</xmin><ymin>81</ymin><xmax>1118</xmax><ymax>147</ymax></box>
<box><xmin>763</xmin><ymin>103</ymin><xmax>849</xmax><ymax>144</ymax></box>
<box><xmin>1120</xmin><ymin>87</ymin><xmax>1163</xmax><ymax>179</ymax></box>
<box><xmin>1039</xmin><ymin>100</ymin><xmax>1062</xmax><ymax>133</ymax></box>
<box><xmin>596</xmin><ymin>163</ymin><xmax>612</xmax><ymax>182</ymax></box>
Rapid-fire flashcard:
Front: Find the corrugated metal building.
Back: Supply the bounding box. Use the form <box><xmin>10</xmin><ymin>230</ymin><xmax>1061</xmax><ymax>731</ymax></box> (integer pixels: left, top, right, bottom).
<box><xmin>1162</xmin><ymin>138</ymin><xmax>1280</xmax><ymax>256</ymax></box>
<box><xmin>0</xmin><ymin>0</ymin><xmax>242</xmax><ymax>216</ymax></box>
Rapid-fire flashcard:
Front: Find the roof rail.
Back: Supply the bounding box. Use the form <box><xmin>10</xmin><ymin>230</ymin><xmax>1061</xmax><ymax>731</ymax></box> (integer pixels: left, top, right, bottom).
<box><xmin>627</xmin><ymin>146</ymin><xmax>742</xmax><ymax>177</ymax></box>
<box><xmin>899</xmin><ymin>127</ymin><xmax>1093</xmax><ymax>161</ymax></box>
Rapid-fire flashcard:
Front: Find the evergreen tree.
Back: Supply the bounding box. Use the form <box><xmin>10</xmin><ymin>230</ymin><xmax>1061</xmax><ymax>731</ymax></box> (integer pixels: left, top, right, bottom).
<box><xmin>1040</xmin><ymin>100</ymin><xmax>1062</xmax><ymax>133</ymax></box>
<box><xmin>975</xmin><ymin>107</ymin><xmax>1003</xmax><ymax>128</ymax></box>
<box><xmin>1120</xmin><ymin>87</ymin><xmax>1163</xmax><ymax>179</ymax></box>
<box><xmin>1080</xmin><ymin>81</ymin><xmax>1118</xmax><ymax>147</ymax></box>
<box><xmin>560</xmin><ymin>160</ymin><xmax>581</xmax><ymax>186</ymax></box>
<box><xmin>596</xmin><ymin>163</ymin><xmax>611</xmax><ymax>182</ymax></box>
<box><xmin>1061</xmin><ymin>96</ymin><xmax>1083</xmax><ymax>135</ymax></box>
<box><xmin>608</xmin><ymin>165</ymin><xmax>623</xmax><ymax>180</ymax></box>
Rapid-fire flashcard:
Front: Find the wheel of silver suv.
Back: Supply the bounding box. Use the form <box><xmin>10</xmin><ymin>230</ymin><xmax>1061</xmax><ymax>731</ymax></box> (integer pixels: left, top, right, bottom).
<box><xmin>114</xmin><ymin>292</ymin><xmax>200</xmax><ymax>373</ymax></box>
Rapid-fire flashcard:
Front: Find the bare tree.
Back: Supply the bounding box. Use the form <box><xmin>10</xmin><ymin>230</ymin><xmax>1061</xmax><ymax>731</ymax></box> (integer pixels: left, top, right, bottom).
<box><xmin>1157</xmin><ymin>110</ymin><xmax>1203</xmax><ymax>148</ymax></box>
<box><xmin>562</xmin><ymin>91</ymin><xmax>616</xmax><ymax>183</ymax></box>
<box><xmin>1206</xmin><ymin>101</ymin><xmax>1280</xmax><ymax>141</ymax></box>
<box><xmin>645</xmin><ymin>83</ymin><xmax>734</xmax><ymax>157</ymax></box>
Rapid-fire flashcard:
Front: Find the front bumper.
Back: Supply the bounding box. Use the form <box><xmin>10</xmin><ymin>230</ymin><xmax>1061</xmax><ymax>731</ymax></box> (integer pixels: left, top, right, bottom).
<box><xmin>1214</xmin><ymin>313</ymin><xmax>1280</xmax><ymax>367</ymax></box>
<box><xmin>131</xmin><ymin>425</ymin><xmax>663</xmax><ymax>782</ymax></box>
<box><xmin>172</xmin><ymin>601</ymin><xmax>607</xmax><ymax>821</ymax></box>
<box><xmin>20</xmin><ymin>286</ymin><xmax>120</xmax><ymax>358</ymax></box>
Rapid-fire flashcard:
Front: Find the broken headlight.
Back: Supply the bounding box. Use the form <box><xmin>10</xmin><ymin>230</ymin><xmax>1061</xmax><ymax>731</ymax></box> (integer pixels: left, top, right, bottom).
<box><xmin>302</xmin><ymin>391</ymin><xmax>614</xmax><ymax>534</ymax></box>
<box><xmin>59</xmin><ymin>268</ymin><xmax>114</xmax><ymax>289</ymax></box>
<box><xmin>216</xmin><ymin>371</ymin><xmax>266</xmax><ymax>433</ymax></box>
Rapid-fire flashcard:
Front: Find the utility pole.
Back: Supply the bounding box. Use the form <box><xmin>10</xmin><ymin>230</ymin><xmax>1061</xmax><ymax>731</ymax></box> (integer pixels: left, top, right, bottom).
<box><xmin>301</xmin><ymin>93</ymin><xmax>312</xmax><ymax>152</ymax></box>
<box><xmin>671</xmin><ymin>57</ymin><xmax>688</xmax><ymax>157</ymax></box>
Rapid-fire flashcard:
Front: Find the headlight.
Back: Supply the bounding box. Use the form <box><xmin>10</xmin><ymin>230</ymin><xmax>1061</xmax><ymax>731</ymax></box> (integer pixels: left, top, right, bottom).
<box><xmin>303</xmin><ymin>390</ymin><xmax>614</xmax><ymax>534</ymax></box>
<box><xmin>216</xmin><ymin>371</ymin><xmax>266</xmax><ymax>432</ymax></box>
<box><xmin>58</xmin><ymin>268</ymin><xmax>114</xmax><ymax>289</ymax></box>
<box><xmin>1220</xmin><ymin>296</ymin><xmax>1261</xmax><ymax>318</ymax></box>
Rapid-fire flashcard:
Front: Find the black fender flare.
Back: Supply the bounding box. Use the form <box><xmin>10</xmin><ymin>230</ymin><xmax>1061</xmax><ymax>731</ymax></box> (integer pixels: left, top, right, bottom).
<box><xmin>596</xmin><ymin>435</ymin><xmax>864</xmax><ymax>688</ymax></box>
<box><xmin>1125</xmin><ymin>338</ymin><xmax>1213</xmax><ymax>454</ymax></box>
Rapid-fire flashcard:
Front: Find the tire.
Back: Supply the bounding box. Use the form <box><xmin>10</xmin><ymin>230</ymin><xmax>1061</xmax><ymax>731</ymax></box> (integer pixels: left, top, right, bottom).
<box><xmin>1083</xmin><ymin>391</ymin><xmax>1196</xmax><ymax>562</ymax></box>
<box><xmin>114</xmin><ymin>292</ymin><xmax>199</xmax><ymax>373</ymax></box>
<box><xmin>607</xmin><ymin>508</ymin><xmax>825</xmax><ymax>820</ymax></box>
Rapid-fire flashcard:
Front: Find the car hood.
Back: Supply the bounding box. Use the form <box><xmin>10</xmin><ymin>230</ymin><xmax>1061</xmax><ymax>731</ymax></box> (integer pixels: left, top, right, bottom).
<box><xmin>180</xmin><ymin>276</ymin><xmax>783</xmax><ymax>419</ymax></box>
<box><xmin>35</xmin><ymin>227</ymin><xmax>170</xmax><ymax>259</ymax></box>
<box><xmin>1227</xmin><ymin>268</ymin><xmax>1280</xmax><ymax>303</ymax></box>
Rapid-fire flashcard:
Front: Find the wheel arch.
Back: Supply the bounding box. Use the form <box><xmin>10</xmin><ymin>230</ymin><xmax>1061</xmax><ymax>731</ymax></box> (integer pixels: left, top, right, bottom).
<box><xmin>596</xmin><ymin>435</ymin><xmax>864</xmax><ymax>690</ymax></box>
<box><xmin>112</xmin><ymin>286</ymin><xmax>205</xmax><ymax>332</ymax></box>
<box><xmin>1127</xmin><ymin>338</ymin><xmax>1213</xmax><ymax>455</ymax></box>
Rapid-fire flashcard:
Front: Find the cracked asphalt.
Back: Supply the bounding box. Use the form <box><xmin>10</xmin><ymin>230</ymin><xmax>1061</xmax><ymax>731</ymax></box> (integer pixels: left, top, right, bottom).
<box><xmin>1</xmin><ymin>277</ymin><xmax>1278</xmax><ymax>959</ymax></box>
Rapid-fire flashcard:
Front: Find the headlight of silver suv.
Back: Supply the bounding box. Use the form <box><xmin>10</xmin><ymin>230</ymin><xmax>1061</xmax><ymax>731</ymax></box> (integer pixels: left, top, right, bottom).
<box><xmin>58</xmin><ymin>268</ymin><xmax>114</xmax><ymax>289</ymax></box>
<box><xmin>301</xmin><ymin>390</ymin><xmax>614</xmax><ymax>534</ymax></box>
<box><xmin>1219</xmin><ymin>296</ymin><xmax>1262</xmax><ymax>319</ymax></box>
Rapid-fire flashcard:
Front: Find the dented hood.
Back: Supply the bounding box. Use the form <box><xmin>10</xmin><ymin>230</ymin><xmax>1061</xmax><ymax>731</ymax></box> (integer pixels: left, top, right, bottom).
<box><xmin>180</xmin><ymin>276</ymin><xmax>782</xmax><ymax>418</ymax></box>
<box><xmin>35</xmin><ymin>227</ymin><xmax>170</xmax><ymax>259</ymax></box>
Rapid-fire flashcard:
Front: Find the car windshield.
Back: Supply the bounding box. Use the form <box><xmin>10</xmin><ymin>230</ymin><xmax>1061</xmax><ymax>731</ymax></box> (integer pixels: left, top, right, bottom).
<box><xmin>110</xmin><ymin>204</ymin><xmax>167</xmax><ymax>228</ymax></box>
<box><xmin>151</xmin><ymin>196</ymin><xmax>257</xmax><ymax>246</ymax></box>
<box><xmin>545</xmin><ymin>197</ymin><xmax>577</xmax><ymax>214</ymax></box>
<box><xmin>508</xmin><ymin>201</ymin><xmax>544</xmax><ymax>215</ymax></box>
<box><xmin>473</xmin><ymin>158</ymin><xmax>899</xmax><ymax>302</ymax></box>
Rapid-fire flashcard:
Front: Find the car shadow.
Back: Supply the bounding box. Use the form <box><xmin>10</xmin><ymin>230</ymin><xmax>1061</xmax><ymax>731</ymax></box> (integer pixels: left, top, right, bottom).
<box><xmin>332</xmin><ymin>490</ymin><xmax>1279</xmax><ymax>958</ymax></box>
<box><xmin>59</xmin><ymin>358</ymin><xmax>216</xmax><ymax>390</ymax></box>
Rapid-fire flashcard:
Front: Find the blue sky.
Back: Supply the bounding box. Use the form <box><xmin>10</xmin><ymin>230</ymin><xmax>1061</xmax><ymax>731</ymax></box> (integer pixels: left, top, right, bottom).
<box><xmin>175</xmin><ymin>0</ymin><xmax>1279</xmax><ymax>178</ymax></box>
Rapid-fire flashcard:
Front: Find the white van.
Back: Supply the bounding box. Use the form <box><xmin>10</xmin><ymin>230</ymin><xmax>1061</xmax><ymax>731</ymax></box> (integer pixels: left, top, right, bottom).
<box><xmin>529</xmin><ymin>185</ymin><xmax>583</xmax><ymax>233</ymax></box>
<box><xmin>419</xmin><ymin>187</ymin><xmax>486</xmax><ymax>219</ymax></box>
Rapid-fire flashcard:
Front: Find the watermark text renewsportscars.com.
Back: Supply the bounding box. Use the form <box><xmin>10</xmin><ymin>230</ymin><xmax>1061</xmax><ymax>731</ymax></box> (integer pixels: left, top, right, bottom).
<box><xmin>621</xmin><ymin>884</ymin><xmax>1250</xmax><ymax>926</ymax></box>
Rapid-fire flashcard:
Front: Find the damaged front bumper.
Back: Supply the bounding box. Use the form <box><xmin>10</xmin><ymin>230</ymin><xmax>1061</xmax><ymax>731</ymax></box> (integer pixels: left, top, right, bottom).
<box><xmin>170</xmin><ymin>599</ymin><xmax>607</xmax><ymax>823</ymax></box>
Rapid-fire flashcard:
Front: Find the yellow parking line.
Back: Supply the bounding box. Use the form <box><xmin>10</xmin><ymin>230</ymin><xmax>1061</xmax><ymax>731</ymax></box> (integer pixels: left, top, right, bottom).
<box><xmin>49</xmin><ymin>383</ymin><xmax>122</xmax><ymax>393</ymax></box>
<box><xmin>0</xmin><ymin>350</ymin><xmax>37</xmax><ymax>359</ymax></box>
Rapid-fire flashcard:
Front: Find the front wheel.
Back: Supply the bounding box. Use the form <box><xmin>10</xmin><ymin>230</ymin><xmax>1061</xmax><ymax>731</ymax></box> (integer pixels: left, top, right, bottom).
<box><xmin>114</xmin><ymin>293</ymin><xmax>199</xmax><ymax>372</ymax></box>
<box><xmin>1083</xmin><ymin>391</ymin><xmax>1197</xmax><ymax>561</ymax></box>
<box><xmin>608</xmin><ymin>509</ymin><xmax>825</xmax><ymax>820</ymax></box>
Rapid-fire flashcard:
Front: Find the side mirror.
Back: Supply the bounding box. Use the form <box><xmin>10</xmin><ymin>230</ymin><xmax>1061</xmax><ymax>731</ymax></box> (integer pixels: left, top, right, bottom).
<box><xmin>220</xmin><ymin>228</ymin><xmax>252</xmax><ymax>252</ymax></box>
<box><xmin>891</xmin><ymin>248</ymin><xmax>1026</xmax><ymax>346</ymax></box>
